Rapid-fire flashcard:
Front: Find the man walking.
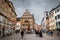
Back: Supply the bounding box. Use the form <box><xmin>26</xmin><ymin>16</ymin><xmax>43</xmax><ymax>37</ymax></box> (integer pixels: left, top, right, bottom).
<box><xmin>21</xmin><ymin>30</ymin><xmax>24</xmax><ymax>38</ymax></box>
<box><xmin>39</xmin><ymin>30</ymin><xmax>43</xmax><ymax>37</ymax></box>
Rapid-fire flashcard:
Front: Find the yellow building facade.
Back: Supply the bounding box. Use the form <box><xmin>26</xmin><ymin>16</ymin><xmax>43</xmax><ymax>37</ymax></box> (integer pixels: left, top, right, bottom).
<box><xmin>0</xmin><ymin>0</ymin><xmax>17</xmax><ymax>37</ymax></box>
<box><xmin>18</xmin><ymin>10</ymin><xmax>35</xmax><ymax>31</ymax></box>
<box><xmin>49</xmin><ymin>12</ymin><xmax>56</xmax><ymax>30</ymax></box>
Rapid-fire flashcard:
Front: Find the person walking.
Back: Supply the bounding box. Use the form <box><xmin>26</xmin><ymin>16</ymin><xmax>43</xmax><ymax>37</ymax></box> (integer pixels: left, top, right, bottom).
<box><xmin>39</xmin><ymin>30</ymin><xmax>43</xmax><ymax>37</ymax></box>
<box><xmin>35</xmin><ymin>30</ymin><xmax>39</xmax><ymax>36</ymax></box>
<box><xmin>48</xmin><ymin>31</ymin><xmax>51</xmax><ymax>36</ymax></box>
<box><xmin>21</xmin><ymin>30</ymin><xmax>24</xmax><ymax>38</ymax></box>
<box><xmin>51</xmin><ymin>31</ymin><xmax>53</xmax><ymax>36</ymax></box>
<box><xmin>2</xmin><ymin>26</ymin><xmax>5</xmax><ymax>37</ymax></box>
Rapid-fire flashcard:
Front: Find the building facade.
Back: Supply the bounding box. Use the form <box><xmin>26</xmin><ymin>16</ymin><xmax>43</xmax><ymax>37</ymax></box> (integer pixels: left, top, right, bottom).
<box><xmin>41</xmin><ymin>17</ymin><xmax>47</xmax><ymax>32</ymax></box>
<box><xmin>17</xmin><ymin>10</ymin><xmax>35</xmax><ymax>32</ymax></box>
<box><xmin>54</xmin><ymin>5</ymin><xmax>60</xmax><ymax>32</ymax></box>
<box><xmin>43</xmin><ymin>5</ymin><xmax>60</xmax><ymax>35</ymax></box>
<box><xmin>44</xmin><ymin>11</ymin><xmax>50</xmax><ymax>31</ymax></box>
<box><xmin>15</xmin><ymin>18</ymin><xmax>20</xmax><ymax>31</ymax></box>
<box><xmin>0</xmin><ymin>0</ymin><xmax>17</xmax><ymax>37</ymax></box>
<box><xmin>49</xmin><ymin>10</ymin><xmax>56</xmax><ymax>31</ymax></box>
<box><xmin>44</xmin><ymin>11</ymin><xmax>56</xmax><ymax>31</ymax></box>
<box><xmin>47</xmin><ymin>5</ymin><xmax>60</xmax><ymax>35</ymax></box>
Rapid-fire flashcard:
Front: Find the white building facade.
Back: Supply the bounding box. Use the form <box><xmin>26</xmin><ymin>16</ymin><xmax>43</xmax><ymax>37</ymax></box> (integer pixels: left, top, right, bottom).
<box><xmin>54</xmin><ymin>5</ymin><xmax>60</xmax><ymax>31</ymax></box>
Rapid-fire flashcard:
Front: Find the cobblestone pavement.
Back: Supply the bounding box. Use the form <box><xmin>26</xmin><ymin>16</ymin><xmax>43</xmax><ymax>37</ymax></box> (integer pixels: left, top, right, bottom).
<box><xmin>0</xmin><ymin>33</ymin><xmax>60</xmax><ymax>40</ymax></box>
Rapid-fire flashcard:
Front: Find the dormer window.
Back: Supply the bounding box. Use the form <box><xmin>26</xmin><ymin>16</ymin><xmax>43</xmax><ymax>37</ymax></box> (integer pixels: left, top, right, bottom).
<box><xmin>55</xmin><ymin>9</ymin><xmax>59</xmax><ymax>13</ymax></box>
<box><xmin>57</xmin><ymin>9</ymin><xmax>59</xmax><ymax>12</ymax></box>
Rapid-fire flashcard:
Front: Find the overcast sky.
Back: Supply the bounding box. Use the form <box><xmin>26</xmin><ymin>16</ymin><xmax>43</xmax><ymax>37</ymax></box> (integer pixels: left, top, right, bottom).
<box><xmin>10</xmin><ymin>0</ymin><xmax>60</xmax><ymax>25</ymax></box>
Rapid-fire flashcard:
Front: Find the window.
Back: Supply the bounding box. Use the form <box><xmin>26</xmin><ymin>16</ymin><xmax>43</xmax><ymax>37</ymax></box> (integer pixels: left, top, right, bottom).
<box><xmin>46</xmin><ymin>13</ymin><xmax>48</xmax><ymax>16</ymax></box>
<box><xmin>58</xmin><ymin>14</ymin><xmax>60</xmax><ymax>19</ymax></box>
<box><xmin>55</xmin><ymin>9</ymin><xmax>59</xmax><ymax>13</ymax></box>
<box><xmin>55</xmin><ymin>14</ymin><xmax>60</xmax><ymax>20</ymax></box>
<box><xmin>57</xmin><ymin>9</ymin><xmax>59</xmax><ymax>12</ymax></box>
<box><xmin>59</xmin><ymin>22</ymin><xmax>60</xmax><ymax>25</ymax></box>
<box><xmin>55</xmin><ymin>16</ymin><xmax>57</xmax><ymax>20</ymax></box>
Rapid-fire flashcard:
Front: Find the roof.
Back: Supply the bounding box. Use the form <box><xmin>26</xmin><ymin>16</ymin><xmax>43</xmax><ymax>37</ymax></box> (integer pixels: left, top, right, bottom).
<box><xmin>21</xmin><ymin>9</ymin><xmax>33</xmax><ymax>18</ymax></box>
<box><xmin>22</xmin><ymin>9</ymin><xmax>32</xmax><ymax>16</ymax></box>
<box><xmin>50</xmin><ymin>4</ymin><xmax>60</xmax><ymax>12</ymax></box>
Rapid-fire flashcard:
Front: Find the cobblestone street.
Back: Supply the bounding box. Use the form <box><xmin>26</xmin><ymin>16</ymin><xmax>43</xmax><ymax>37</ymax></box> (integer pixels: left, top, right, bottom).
<box><xmin>0</xmin><ymin>33</ymin><xmax>60</xmax><ymax>40</ymax></box>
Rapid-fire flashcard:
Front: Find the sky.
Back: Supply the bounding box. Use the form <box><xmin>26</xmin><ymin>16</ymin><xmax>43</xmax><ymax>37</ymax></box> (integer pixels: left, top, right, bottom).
<box><xmin>10</xmin><ymin>0</ymin><xmax>60</xmax><ymax>25</ymax></box>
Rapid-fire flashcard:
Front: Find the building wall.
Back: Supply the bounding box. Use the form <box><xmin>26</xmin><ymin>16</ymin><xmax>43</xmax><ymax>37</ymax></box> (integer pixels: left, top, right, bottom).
<box><xmin>20</xmin><ymin>17</ymin><xmax>34</xmax><ymax>29</ymax></box>
<box><xmin>0</xmin><ymin>0</ymin><xmax>17</xmax><ymax>37</ymax></box>
<box><xmin>19</xmin><ymin>10</ymin><xmax>34</xmax><ymax>30</ymax></box>
<box><xmin>44</xmin><ymin>11</ymin><xmax>50</xmax><ymax>31</ymax></box>
<box><xmin>49</xmin><ymin>11</ymin><xmax>56</xmax><ymax>30</ymax></box>
<box><xmin>54</xmin><ymin>6</ymin><xmax>60</xmax><ymax>29</ymax></box>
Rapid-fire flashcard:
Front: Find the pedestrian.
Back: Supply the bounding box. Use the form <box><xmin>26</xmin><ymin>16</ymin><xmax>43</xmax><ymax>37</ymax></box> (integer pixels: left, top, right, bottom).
<box><xmin>35</xmin><ymin>30</ymin><xmax>39</xmax><ymax>36</ymax></box>
<box><xmin>15</xmin><ymin>30</ymin><xmax>18</xmax><ymax>34</ymax></box>
<box><xmin>21</xmin><ymin>30</ymin><xmax>24</xmax><ymax>38</ymax></box>
<box><xmin>2</xmin><ymin>26</ymin><xmax>5</xmax><ymax>37</ymax></box>
<box><xmin>39</xmin><ymin>30</ymin><xmax>43</xmax><ymax>37</ymax></box>
<box><xmin>48</xmin><ymin>31</ymin><xmax>51</xmax><ymax>36</ymax></box>
<box><xmin>51</xmin><ymin>31</ymin><xmax>53</xmax><ymax>36</ymax></box>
